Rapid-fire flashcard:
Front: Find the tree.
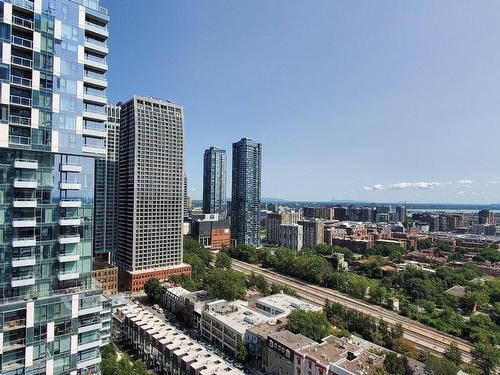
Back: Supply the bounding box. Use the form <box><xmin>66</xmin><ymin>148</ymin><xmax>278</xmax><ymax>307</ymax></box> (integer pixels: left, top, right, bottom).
<box><xmin>286</xmin><ymin>309</ymin><xmax>333</xmax><ymax>342</ymax></box>
<box><xmin>215</xmin><ymin>252</ymin><xmax>232</xmax><ymax>269</ymax></box>
<box><xmin>204</xmin><ymin>268</ymin><xmax>247</xmax><ymax>301</ymax></box>
<box><xmin>465</xmin><ymin>286</ymin><xmax>490</xmax><ymax>313</ymax></box>
<box><xmin>444</xmin><ymin>342</ymin><xmax>462</xmax><ymax>366</ymax></box>
<box><xmin>472</xmin><ymin>343</ymin><xmax>500</xmax><ymax>375</ymax></box>
<box><xmin>423</xmin><ymin>355</ymin><xmax>458</xmax><ymax>375</ymax></box>
<box><xmin>144</xmin><ymin>277</ymin><xmax>162</xmax><ymax>303</ymax></box>
<box><xmin>370</xmin><ymin>369</ymin><xmax>390</xmax><ymax>375</ymax></box>
<box><xmin>383</xmin><ymin>352</ymin><xmax>405</xmax><ymax>375</ymax></box>
<box><xmin>235</xmin><ymin>339</ymin><xmax>249</xmax><ymax>363</ymax></box>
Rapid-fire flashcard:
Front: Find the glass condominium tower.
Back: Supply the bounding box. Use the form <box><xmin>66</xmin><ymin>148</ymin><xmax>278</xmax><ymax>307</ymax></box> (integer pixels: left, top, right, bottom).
<box><xmin>0</xmin><ymin>0</ymin><xmax>109</xmax><ymax>374</ymax></box>
<box><xmin>202</xmin><ymin>146</ymin><xmax>226</xmax><ymax>218</ymax></box>
<box><xmin>231</xmin><ymin>138</ymin><xmax>261</xmax><ymax>246</ymax></box>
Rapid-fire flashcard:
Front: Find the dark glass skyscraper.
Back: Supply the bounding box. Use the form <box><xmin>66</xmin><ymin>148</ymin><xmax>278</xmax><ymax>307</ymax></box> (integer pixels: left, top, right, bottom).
<box><xmin>231</xmin><ymin>138</ymin><xmax>261</xmax><ymax>246</ymax></box>
<box><xmin>203</xmin><ymin>146</ymin><xmax>226</xmax><ymax>218</ymax></box>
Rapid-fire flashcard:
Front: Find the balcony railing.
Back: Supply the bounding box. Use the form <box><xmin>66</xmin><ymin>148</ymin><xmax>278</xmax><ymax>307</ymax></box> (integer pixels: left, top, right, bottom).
<box><xmin>10</xmin><ymin>95</ymin><xmax>32</xmax><ymax>107</ymax></box>
<box><xmin>9</xmin><ymin>115</ymin><xmax>31</xmax><ymax>126</ymax></box>
<box><xmin>11</xmin><ymin>55</ymin><xmax>32</xmax><ymax>68</ymax></box>
<box><xmin>85</xmin><ymin>21</ymin><xmax>108</xmax><ymax>32</ymax></box>
<box><xmin>12</xmin><ymin>15</ymin><xmax>34</xmax><ymax>29</ymax></box>
<box><xmin>84</xmin><ymin>89</ymin><xmax>106</xmax><ymax>98</ymax></box>
<box><xmin>85</xmin><ymin>37</ymin><xmax>107</xmax><ymax>47</ymax></box>
<box><xmin>12</xmin><ymin>0</ymin><xmax>34</xmax><ymax>11</ymax></box>
<box><xmin>11</xmin><ymin>35</ymin><xmax>33</xmax><ymax>49</ymax></box>
<box><xmin>84</xmin><ymin>71</ymin><xmax>107</xmax><ymax>81</ymax></box>
<box><xmin>14</xmin><ymin>158</ymin><xmax>37</xmax><ymax>169</ymax></box>
<box><xmin>3</xmin><ymin>319</ymin><xmax>26</xmax><ymax>331</ymax></box>
<box><xmin>84</xmin><ymin>54</ymin><xmax>107</xmax><ymax>64</ymax></box>
<box><xmin>12</xmin><ymin>255</ymin><xmax>36</xmax><ymax>267</ymax></box>
<box><xmin>11</xmin><ymin>75</ymin><xmax>32</xmax><ymax>87</ymax></box>
<box><xmin>9</xmin><ymin>135</ymin><xmax>31</xmax><ymax>146</ymax></box>
<box><xmin>3</xmin><ymin>337</ymin><xmax>26</xmax><ymax>351</ymax></box>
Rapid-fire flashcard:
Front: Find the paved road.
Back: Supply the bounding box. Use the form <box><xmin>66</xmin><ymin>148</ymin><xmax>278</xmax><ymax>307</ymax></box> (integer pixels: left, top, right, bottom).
<box><xmin>232</xmin><ymin>259</ymin><xmax>473</xmax><ymax>363</ymax></box>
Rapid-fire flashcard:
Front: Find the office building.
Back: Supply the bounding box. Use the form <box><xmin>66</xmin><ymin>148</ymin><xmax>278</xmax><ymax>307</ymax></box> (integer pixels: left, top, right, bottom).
<box><xmin>191</xmin><ymin>213</ymin><xmax>231</xmax><ymax>250</ymax></box>
<box><xmin>298</xmin><ymin>219</ymin><xmax>325</xmax><ymax>247</ymax></box>
<box><xmin>203</xmin><ymin>146</ymin><xmax>227</xmax><ymax>218</ymax></box>
<box><xmin>92</xmin><ymin>261</ymin><xmax>118</xmax><ymax>295</ymax></box>
<box><xmin>479</xmin><ymin>209</ymin><xmax>494</xmax><ymax>225</ymax></box>
<box><xmin>117</xmin><ymin>96</ymin><xmax>191</xmax><ymax>292</ymax></box>
<box><xmin>0</xmin><ymin>0</ymin><xmax>110</xmax><ymax>373</ymax></box>
<box><xmin>279</xmin><ymin>223</ymin><xmax>303</xmax><ymax>250</ymax></box>
<box><xmin>94</xmin><ymin>104</ymin><xmax>120</xmax><ymax>262</ymax></box>
<box><xmin>231</xmin><ymin>138</ymin><xmax>262</xmax><ymax>246</ymax></box>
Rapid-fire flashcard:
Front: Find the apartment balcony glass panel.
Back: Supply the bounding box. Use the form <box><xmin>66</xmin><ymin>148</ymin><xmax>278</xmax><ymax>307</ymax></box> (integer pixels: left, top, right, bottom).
<box><xmin>59</xmin><ymin>199</ymin><xmax>81</xmax><ymax>208</ymax></box>
<box><xmin>10</xmin><ymin>95</ymin><xmax>32</xmax><ymax>107</ymax></box>
<box><xmin>3</xmin><ymin>337</ymin><xmax>26</xmax><ymax>351</ymax></box>
<box><xmin>12</xmin><ymin>15</ymin><xmax>34</xmax><ymax>30</ymax></box>
<box><xmin>3</xmin><ymin>319</ymin><xmax>26</xmax><ymax>331</ymax></box>
<box><xmin>11</xmin><ymin>274</ymin><xmax>35</xmax><ymax>287</ymax></box>
<box><xmin>12</xmin><ymin>255</ymin><xmax>36</xmax><ymax>267</ymax></box>
<box><xmin>60</xmin><ymin>163</ymin><xmax>82</xmax><ymax>172</ymax></box>
<box><xmin>11</xmin><ymin>55</ymin><xmax>33</xmax><ymax>68</ymax></box>
<box><xmin>9</xmin><ymin>115</ymin><xmax>31</xmax><ymax>127</ymax></box>
<box><xmin>59</xmin><ymin>218</ymin><xmax>82</xmax><ymax>226</ymax></box>
<box><xmin>13</xmin><ymin>178</ymin><xmax>37</xmax><ymax>189</ymax></box>
<box><xmin>59</xmin><ymin>182</ymin><xmax>82</xmax><ymax>190</ymax></box>
<box><xmin>14</xmin><ymin>158</ymin><xmax>38</xmax><ymax>169</ymax></box>
<box><xmin>13</xmin><ymin>198</ymin><xmax>37</xmax><ymax>208</ymax></box>
<box><xmin>58</xmin><ymin>253</ymin><xmax>80</xmax><ymax>262</ymax></box>
<box><xmin>11</xmin><ymin>35</ymin><xmax>33</xmax><ymax>49</ymax></box>
<box><xmin>9</xmin><ymin>135</ymin><xmax>31</xmax><ymax>147</ymax></box>
<box><xmin>58</xmin><ymin>234</ymin><xmax>81</xmax><ymax>244</ymax></box>
<box><xmin>12</xmin><ymin>218</ymin><xmax>37</xmax><ymax>227</ymax></box>
<box><xmin>10</xmin><ymin>75</ymin><xmax>32</xmax><ymax>88</ymax></box>
<box><xmin>11</xmin><ymin>0</ymin><xmax>34</xmax><ymax>11</ymax></box>
<box><xmin>12</xmin><ymin>237</ymin><xmax>36</xmax><ymax>247</ymax></box>
<box><xmin>84</xmin><ymin>21</ymin><xmax>109</xmax><ymax>37</ymax></box>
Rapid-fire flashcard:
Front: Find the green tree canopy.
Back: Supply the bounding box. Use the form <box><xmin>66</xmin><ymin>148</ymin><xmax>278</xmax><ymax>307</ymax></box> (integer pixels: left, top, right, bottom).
<box><xmin>286</xmin><ymin>309</ymin><xmax>333</xmax><ymax>342</ymax></box>
<box><xmin>215</xmin><ymin>252</ymin><xmax>232</xmax><ymax>269</ymax></box>
<box><xmin>472</xmin><ymin>342</ymin><xmax>500</xmax><ymax>375</ymax></box>
<box><xmin>204</xmin><ymin>268</ymin><xmax>247</xmax><ymax>301</ymax></box>
<box><xmin>144</xmin><ymin>278</ymin><xmax>162</xmax><ymax>303</ymax></box>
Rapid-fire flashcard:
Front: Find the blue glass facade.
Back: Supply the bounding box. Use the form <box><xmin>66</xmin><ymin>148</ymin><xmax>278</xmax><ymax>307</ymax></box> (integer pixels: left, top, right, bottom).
<box><xmin>0</xmin><ymin>0</ymin><xmax>110</xmax><ymax>373</ymax></box>
<box><xmin>231</xmin><ymin>138</ymin><xmax>262</xmax><ymax>247</ymax></box>
<box><xmin>203</xmin><ymin>146</ymin><xmax>227</xmax><ymax>218</ymax></box>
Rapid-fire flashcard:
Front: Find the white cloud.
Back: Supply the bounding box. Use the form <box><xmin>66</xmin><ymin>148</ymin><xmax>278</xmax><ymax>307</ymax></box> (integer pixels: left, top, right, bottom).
<box><xmin>363</xmin><ymin>181</ymin><xmax>446</xmax><ymax>191</ymax></box>
<box><xmin>457</xmin><ymin>191</ymin><xmax>465</xmax><ymax>195</ymax></box>
<box><xmin>457</xmin><ymin>179</ymin><xmax>473</xmax><ymax>188</ymax></box>
<box><xmin>489</xmin><ymin>181</ymin><xmax>498</xmax><ymax>185</ymax></box>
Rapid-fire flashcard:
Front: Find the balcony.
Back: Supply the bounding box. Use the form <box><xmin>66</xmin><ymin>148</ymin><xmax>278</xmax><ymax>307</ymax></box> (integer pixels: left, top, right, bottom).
<box><xmin>12</xmin><ymin>0</ymin><xmax>34</xmax><ymax>11</ymax></box>
<box><xmin>3</xmin><ymin>319</ymin><xmax>26</xmax><ymax>332</ymax></box>
<box><xmin>11</xmin><ymin>35</ymin><xmax>33</xmax><ymax>49</ymax></box>
<box><xmin>13</xmin><ymin>178</ymin><xmax>37</xmax><ymax>189</ymax></box>
<box><xmin>58</xmin><ymin>271</ymin><xmax>80</xmax><ymax>281</ymax></box>
<box><xmin>10</xmin><ymin>75</ymin><xmax>32</xmax><ymax>88</ymax></box>
<box><xmin>13</xmin><ymin>198</ymin><xmax>37</xmax><ymax>208</ymax></box>
<box><xmin>77</xmin><ymin>338</ymin><xmax>102</xmax><ymax>352</ymax></box>
<box><xmin>78</xmin><ymin>322</ymin><xmax>102</xmax><ymax>334</ymax></box>
<box><xmin>58</xmin><ymin>253</ymin><xmax>80</xmax><ymax>262</ymax></box>
<box><xmin>12</xmin><ymin>218</ymin><xmax>36</xmax><ymax>228</ymax></box>
<box><xmin>12</xmin><ymin>15</ymin><xmax>34</xmax><ymax>30</ymax></box>
<box><xmin>82</xmin><ymin>127</ymin><xmax>107</xmax><ymax>138</ymax></box>
<box><xmin>9</xmin><ymin>135</ymin><xmax>31</xmax><ymax>147</ymax></box>
<box><xmin>77</xmin><ymin>354</ymin><xmax>101</xmax><ymax>370</ymax></box>
<box><xmin>14</xmin><ymin>158</ymin><xmax>37</xmax><ymax>169</ymax></box>
<box><xmin>83</xmin><ymin>108</ymin><xmax>107</xmax><ymax>121</ymax></box>
<box><xmin>12</xmin><ymin>256</ymin><xmax>36</xmax><ymax>267</ymax></box>
<box><xmin>10</xmin><ymin>95</ymin><xmax>32</xmax><ymax>107</ymax></box>
<box><xmin>84</xmin><ymin>37</ymin><xmax>108</xmax><ymax>54</ymax></box>
<box><xmin>78</xmin><ymin>305</ymin><xmax>102</xmax><ymax>317</ymax></box>
<box><xmin>11</xmin><ymin>55</ymin><xmax>33</xmax><ymax>68</ymax></box>
<box><xmin>60</xmin><ymin>163</ymin><xmax>82</xmax><ymax>173</ymax></box>
<box><xmin>85</xmin><ymin>21</ymin><xmax>109</xmax><ymax>37</ymax></box>
<box><xmin>58</xmin><ymin>234</ymin><xmax>80</xmax><ymax>244</ymax></box>
<box><xmin>12</xmin><ymin>237</ymin><xmax>36</xmax><ymax>247</ymax></box>
<box><xmin>11</xmin><ymin>275</ymin><xmax>35</xmax><ymax>287</ymax></box>
<box><xmin>3</xmin><ymin>337</ymin><xmax>26</xmax><ymax>351</ymax></box>
<box><xmin>10</xmin><ymin>115</ymin><xmax>32</xmax><ymax>127</ymax></box>
<box><xmin>84</xmin><ymin>54</ymin><xmax>108</xmax><ymax>71</ymax></box>
<box><xmin>82</xmin><ymin>145</ymin><xmax>106</xmax><ymax>155</ymax></box>
<box><xmin>83</xmin><ymin>91</ymin><xmax>107</xmax><ymax>105</ymax></box>
<box><xmin>59</xmin><ymin>199</ymin><xmax>81</xmax><ymax>208</ymax></box>
<box><xmin>59</xmin><ymin>218</ymin><xmax>81</xmax><ymax>226</ymax></box>
<box><xmin>60</xmin><ymin>182</ymin><xmax>81</xmax><ymax>190</ymax></box>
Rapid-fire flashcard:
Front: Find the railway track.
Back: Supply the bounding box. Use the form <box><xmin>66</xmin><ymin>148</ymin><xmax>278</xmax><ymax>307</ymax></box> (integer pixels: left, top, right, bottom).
<box><xmin>232</xmin><ymin>259</ymin><xmax>473</xmax><ymax>362</ymax></box>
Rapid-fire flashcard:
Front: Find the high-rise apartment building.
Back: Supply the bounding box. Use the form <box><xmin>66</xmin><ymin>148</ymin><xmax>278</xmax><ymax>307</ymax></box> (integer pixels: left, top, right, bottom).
<box><xmin>94</xmin><ymin>104</ymin><xmax>120</xmax><ymax>261</ymax></box>
<box><xmin>117</xmin><ymin>96</ymin><xmax>191</xmax><ymax>292</ymax></box>
<box><xmin>231</xmin><ymin>138</ymin><xmax>262</xmax><ymax>246</ymax></box>
<box><xmin>202</xmin><ymin>146</ymin><xmax>227</xmax><ymax>218</ymax></box>
<box><xmin>183</xmin><ymin>172</ymin><xmax>189</xmax><ymax>220</ymax></box>
<box><xmin>0</xmin><ymin>0</ymin><xmax>110</xmax><ymax>373</ymax></box>
<box><xmin>266</xmin><ymin>211</ymin><xmax>301</xmax><ymax>244</ymax></box>
<box><xmin>395</xmin><ymin>205</ymin><xmax>407</xmax><ymax>223</ymax></box>
<box><xmin>279</xmin><ymin>223</ymin><xmax>303</xmax><ymax>250</ymax></box>
<box><xmin>298</xmin><ymin>219</ymin><xmax>325</xmax><ymax>247</ymax></box>
<box><xmin>478</xmin><ymin>209</ymin><xmax>494</xmax><ymax>225</ymax></box>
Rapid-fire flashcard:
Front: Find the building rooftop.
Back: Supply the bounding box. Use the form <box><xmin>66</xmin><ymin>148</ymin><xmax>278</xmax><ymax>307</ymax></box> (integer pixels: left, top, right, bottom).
<box><xmin>204</xmin><ymin>300</ymin><xmax>271</xmax><ymax>335</ymax></box>
<box><xmin>254</xmin><ymin>293</ymin><xmax>321</xmax><ymax>317</ymax></box>
<box><xmin>268</xmin><ymin>330</ymin><xmax>315</xmax><ymax>350</ymax></box>
<box><xmin>166</xmin><ymin>286</ymin><xmax>192</xmax><ymax>298</ymax></box>
<box><xmin>93</xmin><ymin>261</ymin><xmax>117</xmax><ymax>271</ymax></box>
<box><xmin>248</xmin><ymin>318</ymin><xmax>288</xmax><ymax>339</ymax></box>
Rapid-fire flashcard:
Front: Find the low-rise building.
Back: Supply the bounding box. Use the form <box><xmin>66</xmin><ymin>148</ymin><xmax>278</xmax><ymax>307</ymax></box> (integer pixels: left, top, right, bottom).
<box><xmin>252</xmin><ymin>293</ymin><xmax>321</xmax><ymax>317</ymax></box>
<box><xmin>116</xmin><ymin>303</ymin><xmax>244</xmax><ymax>375</ymax></box>
<box><xmin>92</xmin><ymin>261</ymin><xmax>119</xmax><ymax>295</ymax></box>
<box><xmin>191</xmin><ymin>215</ymin><xmax>231</xmax><ymax>250</ymax></box>
<box><xmin>164</xmin><ymin>286</ymin><xmax>193</xmax><ymax>313</ymax></box>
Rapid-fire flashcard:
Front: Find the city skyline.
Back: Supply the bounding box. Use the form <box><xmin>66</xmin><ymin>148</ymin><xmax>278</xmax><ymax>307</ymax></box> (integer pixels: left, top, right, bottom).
<box><xmin>103</xmin><ymin>0</ymin><xmax>500</xmax><ymax>204</ymax></box>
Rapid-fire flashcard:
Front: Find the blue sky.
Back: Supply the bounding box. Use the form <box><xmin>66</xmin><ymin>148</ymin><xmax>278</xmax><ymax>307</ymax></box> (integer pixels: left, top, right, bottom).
<box><xmin>102</xmin><ymin>0</ymin><xmax>500</xmax><ymax>203</ymax></box>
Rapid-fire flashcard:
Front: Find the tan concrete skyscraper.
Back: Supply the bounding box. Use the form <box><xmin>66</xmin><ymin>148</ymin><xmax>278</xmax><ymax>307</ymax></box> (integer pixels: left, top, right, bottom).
<box><xmin>117</xmin><ymin>96</ymin><xmax>191</xmax><ymax>292</ymax></box>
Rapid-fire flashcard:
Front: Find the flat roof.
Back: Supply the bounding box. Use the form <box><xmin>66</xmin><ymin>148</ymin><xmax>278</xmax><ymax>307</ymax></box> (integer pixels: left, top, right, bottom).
<box><xmin>255</xmin><ymin>293</ymin><xmax>321</xmax><ymax>317</ymax></box>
